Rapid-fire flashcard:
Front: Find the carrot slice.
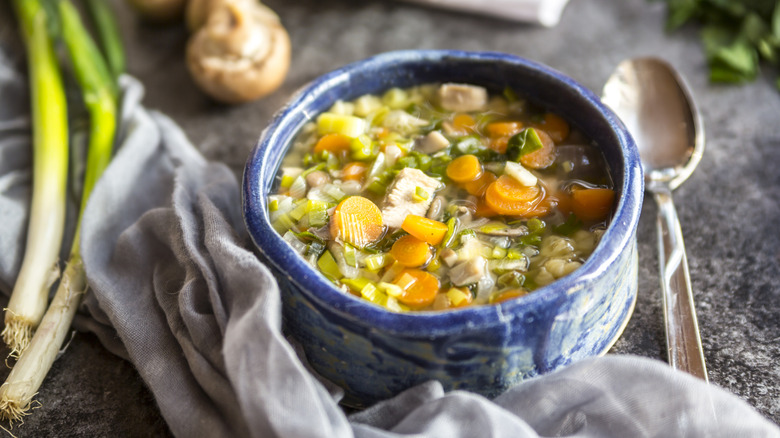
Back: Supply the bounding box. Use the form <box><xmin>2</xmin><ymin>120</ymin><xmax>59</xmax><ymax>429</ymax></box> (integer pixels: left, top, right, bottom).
<box><xmin>452</xmin><ymin>113</ymin><xmax>476</xmax><ymax>132</ymax></box>
<box><xmin>314</xmin><ymin>133</ymin><xmax>351</xmax><ymax>154</ymax></box>
<box><xmin>474</xmin><ymin>197</ymin><xmax>498</xmax><ymax>217</ymax></box>
<box><xmin>342</xmin><ymin>162</ymin><xmax>368</xmax><ymax>182</ymax></box>
<box><xmin>533</xmin><ymin>112</ymin><xmax>570</xmax><ymax>143</ymax></box>
<box><xmin>488</xmin><ymin>136</ymin><xmax>509</xmax><ymax>154</ymax></box>
<box><xmin>492</xmin><ymin>175</ymin><xmax>540</xmax><ymax>202</ymax></box>
<box><xmin>390</xmin><ymin>234</ymin><xmax>431</xmax><ymax>267</ymax></box>
<box><xmin>520</xmin><ymin>129</ymin><xmax>556</xmax><ymax>169</ymax></box>
<box><xmin>484</xmin><ymin>175</ymin><xmax>544</xmax><ymax>216</ymax></box>
<box><xmin>486</xmin><ymin>121</ymin><xmax>524</xmax><ymax>138</ymax></box>
<box><xmin>490</xmin><ymin>289</ymin><xmax>528</xmax><ymax>304</ymax></box>
<box><xmin>393</xmin><ymin>269</ymin><xmax>440</xmax><ymax>309</ymax></box>
<box><xmin>571</xmin><ymin>188</ymin><xmax>615</xmax><ymax>221</ymax></box>
<box><xmin>401</xmin><ymin>215</ymin><xmax>448</xmax><ymax>245</ymax></box>
<box><xmin>462</xmin><ymin>171</ymin><xmax>496</xmax><ymax>197</ymax></box>
<box><xmin>330</xmin><ymin>196</ymin><xmax>384</xmax><ymax>247</ymax></box>
<box><xmin>446</xmin><ymin>154</ymin><xmax>483</xmax><ymax>183</ymax></box>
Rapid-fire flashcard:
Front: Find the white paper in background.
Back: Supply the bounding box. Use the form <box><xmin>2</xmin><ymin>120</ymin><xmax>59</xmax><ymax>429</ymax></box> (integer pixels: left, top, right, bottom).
<box><xmin>399</xmin><ymin>0</ymin><xmax>571</xmax><ymax>26</ymax></box>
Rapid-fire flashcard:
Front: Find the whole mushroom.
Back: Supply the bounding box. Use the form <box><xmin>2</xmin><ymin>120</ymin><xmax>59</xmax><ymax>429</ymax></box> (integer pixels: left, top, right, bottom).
<box><xmin>186</xmin><ymin>0</ymin><xmax>218</xmax><ymax>31</ymax></box>
<box><xmin>186</xmin><ymin>0</ymin><xmax>291</xmax><ymax>104</ymax></box>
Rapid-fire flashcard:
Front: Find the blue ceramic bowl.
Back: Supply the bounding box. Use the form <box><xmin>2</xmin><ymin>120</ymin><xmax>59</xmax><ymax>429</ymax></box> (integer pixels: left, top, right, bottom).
<box><xmin>243</xmin><ymin>50</ymin><xmax>643</xmax><ymax>407</ymax></box>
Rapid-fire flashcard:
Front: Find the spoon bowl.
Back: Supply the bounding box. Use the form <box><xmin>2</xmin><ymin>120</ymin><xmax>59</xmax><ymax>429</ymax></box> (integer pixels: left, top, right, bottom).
<box><xmin>603</xmin><ymin>58</ymin><xmax>704</xmax><ymax>191</ymax></box>
<box><xmin>602</xmin><ymin>57</ymin><xmax>708</xmax><ymax>381</ymax></box>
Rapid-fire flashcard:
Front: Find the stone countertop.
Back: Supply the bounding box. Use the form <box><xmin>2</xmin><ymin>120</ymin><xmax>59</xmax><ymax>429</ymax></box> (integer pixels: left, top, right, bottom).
<box><xmin>1</xmin><ymin>0</ymin><xmax>778</xmax><ymax>435</ymax></box>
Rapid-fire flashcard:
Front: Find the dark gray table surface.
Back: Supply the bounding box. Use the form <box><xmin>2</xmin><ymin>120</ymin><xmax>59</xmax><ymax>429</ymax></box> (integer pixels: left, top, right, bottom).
<box><xmin>1</xmin><ymin>0</ymin><xmax>778</xmax><ymax>436</ymax></box>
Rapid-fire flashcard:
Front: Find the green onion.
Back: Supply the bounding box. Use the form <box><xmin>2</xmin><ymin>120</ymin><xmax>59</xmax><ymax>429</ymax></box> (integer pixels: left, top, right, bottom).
<box><xmin>413</xmin><ymin>186</ymin><xmax>430</xmax><ymax>202</ymax></box>
<box><xmin>84</xmin><ymin>0</ymin><xmax>124</xmax><ymax>80</ymax></box>
<box><xmin>3</xmin><ymin>0</ymin><xmax>69</xmax><ymax>357</ymax></box>
<box><xmin>439</xmin><ymin>217</ymin><xmax>459</xmax><ymax>249</ymax></box>
<box><xmin>1</xmin><ymin>0</ymin><xmax>119</xmax><ymax>422</ymax></box>
<box><xmin>350</xmin><ymin>134</ymin><xmax>377</xmax><ymax>161</ymax></box>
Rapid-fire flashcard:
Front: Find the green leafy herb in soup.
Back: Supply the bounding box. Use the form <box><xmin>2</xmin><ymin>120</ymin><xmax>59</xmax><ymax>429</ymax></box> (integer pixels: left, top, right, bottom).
<box><xmin>269</xmin><ymin>83</ymin><xmax>615</xmax><ymax>311</ymax></box>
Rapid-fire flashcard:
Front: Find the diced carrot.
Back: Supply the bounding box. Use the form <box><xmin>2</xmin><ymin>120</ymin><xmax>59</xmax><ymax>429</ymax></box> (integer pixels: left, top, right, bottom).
<box><xmin>342</xmin><ymin>162</ymin><xmax>368</xmax><ymax>182</ymax></box>
<box><xmin>314</xmin><ymin>133</ymin><xmax>351</xmax><ymax>154</ymax></box>
<box><xmin>570</xmin><ymin>188</ymin><xmax>615</xmax><ymax>221</ymax></box>
<box><xmin>533</xmin><ymin>112</ymin><xmax>570</xmax><ymax>143</ymax></box>
<box><xmin>520</xmin><ymin>128</ymin><xmax>556</xmax><ymax>169</ymax></box>
<box><xmin>330</xmin><ymin>196</ymin><xmax>384</xmax><ymax>247</ymax></box>
<box><xmin>452</xmin><ymin>113</ymin><xmax>476</xmax><ymax>132</ymax></box>
<box><xmin>401</xmin><ymin>215</ymin><xmax>448</xmax><ymax>245</ymax></box>
<box><xmin>487</xmin><ymin>136</ymin><xmax>509</xmax><ymax>154</ymax></box>
<box><xmin>551</xmin><ymin>189</ymin><xmax>572</xmax><ymax>215</ymax></box>
<box><xmin>446</xmin><ymin>154</ymin><xmax>483</xmax><ymax>183</ymax></box>
<box><xmin>486</xmin><ymin>121</ymin><xmax>524</xmax><ymax>138</ymax></box>
<box><xmin>490</xmin><ymin>289</ymin><xmax>528</xmax><ymax>304</ymax></box>
<box><xmin>376</xmin><ymin>127</ymin><xmax>390</xmax><ymax>139</ymax></box>
<box><xmin>484</xmin><ymin>175</ymin><xmax>544</xmax><ymax>216</ymax></box>
<box><xmin>393</xmin><ymin>269</ymin><xmax>440</xmax><ymax>309</ymax></box>
<box><xmin>390</xmin><ymin>234</ymin><xmax>431</xmax><ymax>267</ymax></box>
<box><xmin>462</xmin><ymin>171</ymin><xmax>496</xmax><ymax>197</ymax></box>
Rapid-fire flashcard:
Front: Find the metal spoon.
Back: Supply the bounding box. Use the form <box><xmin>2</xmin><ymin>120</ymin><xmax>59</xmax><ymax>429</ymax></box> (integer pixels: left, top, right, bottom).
<box><xmin>602</xmin><ymin>57</ymin><xmax>708</xmax><ymax>381</ymax></box>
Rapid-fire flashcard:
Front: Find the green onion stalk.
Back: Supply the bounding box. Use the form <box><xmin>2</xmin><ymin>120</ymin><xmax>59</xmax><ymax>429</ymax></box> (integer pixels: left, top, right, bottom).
<box><xmin>0</xmin><ymin>0</ymin><xmax>119</xmax><ymax>422</ymax></box>
<box><xmin>2</xmin><ymin>0</ymin><xmax>70</xmax><ymax>358</ymax></box>
<box><xmin>84</xmin><ymin>0</ymin><xmax>125</xmax><ymax>79</ymax></box>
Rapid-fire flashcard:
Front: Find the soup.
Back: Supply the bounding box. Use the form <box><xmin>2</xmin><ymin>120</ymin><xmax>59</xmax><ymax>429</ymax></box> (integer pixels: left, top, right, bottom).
<box><xmin>268</xmin><ymin>83</ymin><xmax>614</xmax><ymax>311</ymax></box>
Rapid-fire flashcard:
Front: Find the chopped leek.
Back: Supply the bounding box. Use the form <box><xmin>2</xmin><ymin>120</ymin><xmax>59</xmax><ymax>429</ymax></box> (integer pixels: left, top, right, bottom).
<box><xmin>382</xmin><ymin>87</ymin><xmax>409</xmax><ymax>109</ymax></box>
<box><xmin>507</xmin><ymin>127</ymin><xmax>544</xmax><ymax>159</ymax></box>
<box><xmin>316</xmin><ymin>112</ymin><xmax>366</xmax><ymax>138</ymax></box>
<box><xmin>317</xmin><ymin>251</ymin><xmax>343</xmax><ymax>281</ymax></box>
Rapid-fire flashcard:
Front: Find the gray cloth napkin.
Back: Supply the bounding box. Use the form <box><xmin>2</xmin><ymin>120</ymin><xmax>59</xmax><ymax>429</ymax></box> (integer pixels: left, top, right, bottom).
<box><xmin>1</xmin><ymin>48</ymin><xmax>779</xmax><ymax>438</ymax></box>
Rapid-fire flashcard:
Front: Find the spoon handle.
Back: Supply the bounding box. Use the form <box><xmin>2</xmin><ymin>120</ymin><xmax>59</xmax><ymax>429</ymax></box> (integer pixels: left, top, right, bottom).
<box><xmin>654</xmin><ymin>190</ymin><xmax>708</xmax><ymax>381</ymax></box>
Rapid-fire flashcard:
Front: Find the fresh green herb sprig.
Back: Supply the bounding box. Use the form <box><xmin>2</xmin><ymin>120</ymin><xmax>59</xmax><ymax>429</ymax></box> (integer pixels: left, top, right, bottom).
<box><xmin>660</xmin><ymin>0</ymin><xmax>780</xmax><ymax>89</ymax></box>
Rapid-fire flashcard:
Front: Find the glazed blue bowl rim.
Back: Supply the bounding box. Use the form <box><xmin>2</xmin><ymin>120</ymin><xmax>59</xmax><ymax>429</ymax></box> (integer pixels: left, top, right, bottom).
<box><xmin>243</xmin><ymin>49</ymin><xmax>643</xmax><ymax>335</ymax></box>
